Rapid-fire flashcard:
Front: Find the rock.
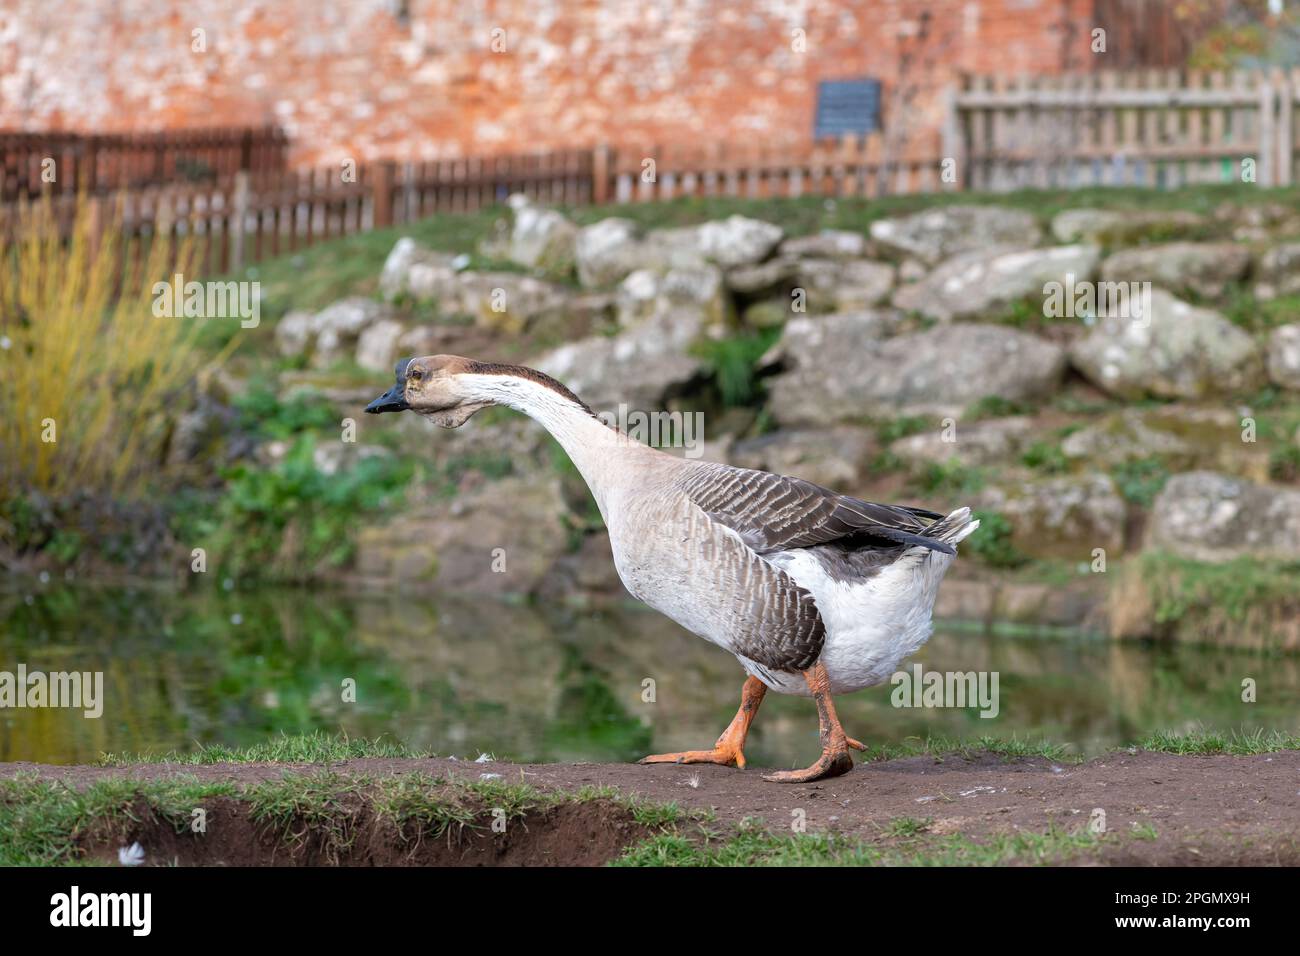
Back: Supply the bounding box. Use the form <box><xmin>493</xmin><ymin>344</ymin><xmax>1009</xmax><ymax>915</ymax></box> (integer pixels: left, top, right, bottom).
<box><xmin>1253</xmin><ymin>242</ymin><xmax>1300</xmax><ymax>300</ymax></box>
<box><xmin>725</xmin><ymin>256</ymin><xmax>800</xmax><ymax>296</ymax></box>
<box><xmin>528</xmin><ymin>291</ymin><xmax>616</xmax><ymax>343</ymax></box>
<box><xmin>973</xmin><ymin>474</ymin><xmax>1127</xmax><ymax>560</ymax></box>
<box><xmin>1147</xmin><ymin>471</ymin><xmax>1300</xmax><ymax>563</ymax></box>
<box><xmin>729</xmin><ymin>427</ymin><xmax>877</xmax><ymax>491</ymax></box>
<box><xmin>765</xmin><ymin>317</ymin><xmax>1066</xmax><ymax>425</ymax></box>
<box><xmin>453</xmin><ymin>271</ymin><xmax>570</xmax><ymax>333</ymax></box>
<box><xmin>275</xmin><ymin>310</ymin><xmax>315</xmax><ymax>358</ymax></box>
<box><xmin>1268</xmin><ymin>324</ymin><xmax>1300</xmax><ymax>390</ymax></box>
<box><xmin>870</xmin><ymin>205</ymin><xmax>1042</xmax><ymax>265</ymax></box>
<box><xmin>891</xmin><ymin>244</ymin><xmax>1100</xmax><ymax>322</ymax></box>
<box><xmin>814</xmin><ymin>259</ymin><xmax>896</xmax><ymax>311</ymax></box>
<box><xmin>780</xmin><ymin>230</ymin><xmax>868</xmax><ymax>260</ymax></box>
<box><xmin>537</xmin><ymin>303</ymin><xmax>708</xmax><ymax>411</ymax></box>
<box><xmin>379</xmin><ymin>237</ymin><xmax>461</xmax><ymax>301</ymax></box>
<box><xmin>312</xmin><ymin>297</ymin><xmax>394</xmax><ymax>366</ymax></box>
<box><xmin>890</xmin><ymin>417</ymin><xmax>1035</xmax><ymax>468</ymax></box>
<box><xmin>355</xmin><ymin>318</ymin><xmax>408</xmax><ymax>374</ymax></box>
<box><xmin>1050</xmin><ymin>208</ymin><xmax>1209</xmax><ymax>245</ymax></box>
<box><xmin>575</xmin><ymin>218</ymin><xmax>644</xmax><ymax>287</ymax></box>
<box><xmin>743</xmin><ymin>296</ymin><xmax>797</xmax><ymax>328</ymax></box>
<box><xmin>726</xmin><ymin>256</ymin><xmax>893</xmax><ymax>312</ymax></box>
<box><xmin>694</xmin><ymin>215</ymin><xmax>785</xmax><ymax>267</ymax></box>
<box><xmin>1069</xmin><ymin>289</ymin><xmax>1264</xmax><ymax>399</ymax></box>
<box><xmin>355</xmin><ymin>475</ymin><xmax>570</xmax><ymax>594</ymax></box>
<box><xmin>506</xmin><ymin>194</ymin><xmax>577</xmax><ymax>277</ymax></box>
<box><xmin>1218</xmin><ymin>202</ymin><xmax>1300</xmax><ymax>242</ymax></box>
<box><xmin>1100</xmin><ymin>242</ymin><xmax>1249</xmax><ymax>300</ymax></box>
<box><xmin>533</xmin><ymin>261</ymin><xmax>733</xmax><ymax>411</ymax></box>
<box><xmin>616</xmin><ymin>265</ymin><xmax>729</xmax><ymax>330</ymax></box>
<box><xmin>1060</xmin><ymin>406</ymin><xmax>1267</xmax><ymax>479</ymax></box>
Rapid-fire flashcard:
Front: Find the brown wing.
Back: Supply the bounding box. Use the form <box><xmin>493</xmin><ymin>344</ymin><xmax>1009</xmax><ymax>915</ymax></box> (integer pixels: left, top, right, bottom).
<box><xmin>677</xmin><ymin>461</ymin><xmax>952</xmax><ymax>557</ymax></box>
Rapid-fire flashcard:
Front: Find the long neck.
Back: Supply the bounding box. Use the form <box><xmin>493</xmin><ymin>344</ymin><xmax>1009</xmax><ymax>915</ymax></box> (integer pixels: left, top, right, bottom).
<box><xmin>459</xmin><ymin>372</ymin><xmax>643</xmax><ymax>520</ymax></box>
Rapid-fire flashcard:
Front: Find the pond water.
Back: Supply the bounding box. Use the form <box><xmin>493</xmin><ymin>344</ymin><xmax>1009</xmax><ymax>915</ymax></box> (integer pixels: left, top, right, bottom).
<box><xmin>1</xmin><ymin>584</ymin><xmax>1296</xmax><ymax>767</ymax></box>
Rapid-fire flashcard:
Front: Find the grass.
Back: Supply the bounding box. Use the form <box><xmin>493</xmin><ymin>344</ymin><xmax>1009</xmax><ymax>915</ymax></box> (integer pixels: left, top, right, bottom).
<box><xmin>859</xmin><ymin>733</ymin><xmax>1075</xmax><ymax>764</ymax></box>
<box><xmin>9</xmin><ymin>731</ymin><xmax>1299</xmax><ymax>866</ymax></box>
<box><xmin>1108</xmin><ymin>551</ymin><xmax>1300</xmax><ymax>653</ymax></box>
<box><xmin>1136</xmin><ymin>728</ymin><xmax>1300</xmax><ymax>755</ymax></box>
<box><xmin>1146</xmin><ymin>554</ymin><xmax>1300</xmax><ymax>623</ymax></box>
<box><xmin>0</xmin><ymin>773</ymin><xmax>239</xmax><ymax>866</ymax></box>
<box><xmin>98</xmin><ymin>730</ymin><xmax>431</xmax><ymax>765</ymax></box>
<box><xmin>612</xmin><ymin>823</ymin><xmax>1106</xmax><ymax>867</ymax></box>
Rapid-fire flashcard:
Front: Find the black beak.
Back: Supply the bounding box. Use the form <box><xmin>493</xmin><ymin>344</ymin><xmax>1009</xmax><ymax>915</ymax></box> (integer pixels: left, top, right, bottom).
<box><xmin>365</xmin><ymin>358</ymin><xmax>412</xmax><ymax>414</ymax></box>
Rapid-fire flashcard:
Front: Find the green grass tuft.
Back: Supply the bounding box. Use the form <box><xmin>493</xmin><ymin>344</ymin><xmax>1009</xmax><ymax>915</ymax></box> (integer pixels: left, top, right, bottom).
<box><xmin>99</xmin><ymin>731</ymin><xmax>431</xmax><ymax>766</ymax></box>
<box><xmin>1136</xmin><ymin>728</ymin><xmax>1300</xmax><ymax>755</ymax></box>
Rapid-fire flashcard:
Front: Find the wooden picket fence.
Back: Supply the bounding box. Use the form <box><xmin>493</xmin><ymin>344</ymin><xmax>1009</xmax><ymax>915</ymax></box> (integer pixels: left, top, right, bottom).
<box><xmin>0</xmin><ymin>126</ymin><xmax>288</xmax><ymax>201</ymax></box>
<box><xmin>949</xmin><ymin>68</ymin><xmax>1298</xmax><ymax>191</ymax></box>
<box><xmin>9</xmin><ymin>67</ymin><xmax>1300</xmax><ymax>277</ymax></box>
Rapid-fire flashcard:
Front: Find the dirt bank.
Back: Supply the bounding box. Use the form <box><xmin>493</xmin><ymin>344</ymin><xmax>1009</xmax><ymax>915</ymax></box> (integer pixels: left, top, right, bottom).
<box><xmin>4</xmin><ymin>750</ymin><xmax>1298</xmax><ymax>866</ymax></box>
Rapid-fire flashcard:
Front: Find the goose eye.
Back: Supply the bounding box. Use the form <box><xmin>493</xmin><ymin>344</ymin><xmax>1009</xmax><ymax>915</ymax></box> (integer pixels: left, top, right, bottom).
<box><xmin>410</xmin><ymin>369</ymin><xmax>423</xmax><ymax>382</ymax></box>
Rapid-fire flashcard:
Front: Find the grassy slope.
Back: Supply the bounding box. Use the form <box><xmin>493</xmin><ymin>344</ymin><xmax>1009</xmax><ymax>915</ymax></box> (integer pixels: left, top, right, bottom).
<box><xmin>234</xmin><ymin>182</ymin><xmax>1300</xmax><ymax>328</ymax></box>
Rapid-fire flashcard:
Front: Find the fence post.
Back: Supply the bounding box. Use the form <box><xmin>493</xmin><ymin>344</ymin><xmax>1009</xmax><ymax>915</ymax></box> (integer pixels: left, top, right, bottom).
<box><xmin>373</xmin><ymin>160</ymin><xmax>395</xmax><ymax>227</ymax></box>
<box><xmin>1275</xmin><ymin>69</ymin><xmax>1293</xmax><ymax>187</ymax></box>
<box><xmin>1259</xmin><ymin>73</ymin><xmax>1277</xmax><ymax>188</ymax></box>
<box><xmin>941</xmin><ymin>82</ymin><xmax>967</xmax><ymax>190</ymax></box>
<box><xmin>229</xmin><ymin>170</ymin><xmax>250</xmax><ymax>271</ymax></box>
<box><xmin>592</xmin><ymin>144</ymin><xmax>612</xmax><ymax>204</ymax></box>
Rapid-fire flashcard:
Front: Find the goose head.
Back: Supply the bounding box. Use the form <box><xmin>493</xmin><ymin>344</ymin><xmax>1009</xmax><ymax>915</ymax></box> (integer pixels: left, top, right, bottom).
<box><xmin>364</xmin><ymin>354</ymin><xmax>491</xmax><ymax>428</ymax></box>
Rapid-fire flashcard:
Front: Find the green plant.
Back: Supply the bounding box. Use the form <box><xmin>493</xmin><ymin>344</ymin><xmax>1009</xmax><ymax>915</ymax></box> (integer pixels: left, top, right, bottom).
<box><xmin>691</xmin><ymin>327</ymin><xmax>780</xmax><ymax>407</ymax></box>
<box><xmin>1021</xmin><ymin>440</ymin><xmax>1070</xmax><ymax>474</ymax></box>
<box><xmin>916</xmin><ymin>461</ymin><xmax>986</xmax><ymax>497</ymax></box>
<box><xmin>877</xmin><ymin>415</ymin><xmax>932</xmax><ymax>444</ymax></box>
<box><xmin>1111</xmin><ymin>457</ymin><xmax>1170</xmax><ymax>508</ymax></box>
<box><xmin>964</xmin><ymin>510</ymin><xmax>1029</xmax><ymax>568</ymax></box>
<box><xmin>177</xmin><ymin>436</ymin><xmax>414</xmax><ymax>581</ymax></box>
<box><xmin>964</xmin><ymin>395</ymin><xmax>1031</xmax><ymax>421</ymax></box>
<box><xmin>233</xmin><ymin>384</ymin><xmax>337</xmax><ymax>439</ymax></box>
<box><xmin>1268</xmin><ymin>444</ymin><xmax>1300</xmax><ymax>483</ymax></box>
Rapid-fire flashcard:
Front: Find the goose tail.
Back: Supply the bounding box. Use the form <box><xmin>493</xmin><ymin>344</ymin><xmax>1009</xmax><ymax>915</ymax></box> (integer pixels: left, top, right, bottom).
<box><xmin>922</xmin><ymin>507</ymin><xmax>980</xmax><ymax>549</ymax></box>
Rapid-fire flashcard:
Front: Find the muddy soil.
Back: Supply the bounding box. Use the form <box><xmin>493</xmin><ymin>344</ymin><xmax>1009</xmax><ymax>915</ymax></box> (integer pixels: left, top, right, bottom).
<box><xmin>4</xmin><ymin>750</ymin><xmax>1298</xmax><ymax>865</ymax></box>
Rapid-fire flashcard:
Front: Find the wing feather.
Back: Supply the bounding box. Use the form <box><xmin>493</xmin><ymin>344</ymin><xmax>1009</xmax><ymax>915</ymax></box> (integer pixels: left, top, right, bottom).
<box><xmin>677</xmin><ymin>462</ymin><xmax>953</xmax><ymax>557</ymax></box>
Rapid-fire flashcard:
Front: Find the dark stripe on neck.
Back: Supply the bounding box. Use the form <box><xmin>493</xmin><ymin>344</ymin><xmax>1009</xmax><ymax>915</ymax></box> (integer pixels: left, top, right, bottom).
<box><xmin>464</xmin><ymin>361</ymin><xmax>595</xmax><ymax>416</ymax></box>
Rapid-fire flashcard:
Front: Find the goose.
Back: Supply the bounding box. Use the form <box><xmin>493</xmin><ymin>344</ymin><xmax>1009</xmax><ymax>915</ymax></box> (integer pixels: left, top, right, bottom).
<box><xmin>366</xmin><ymin>355</ymin><xmax>979</xmax><ymax>782</ymax></box>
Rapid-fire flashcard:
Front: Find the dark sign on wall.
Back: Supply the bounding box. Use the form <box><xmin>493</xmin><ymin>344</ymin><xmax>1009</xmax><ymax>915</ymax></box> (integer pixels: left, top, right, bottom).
<box><xmin>814</xmin><ymin>78</ymin><xmax>882</xmax><ymax>139</ymax></box>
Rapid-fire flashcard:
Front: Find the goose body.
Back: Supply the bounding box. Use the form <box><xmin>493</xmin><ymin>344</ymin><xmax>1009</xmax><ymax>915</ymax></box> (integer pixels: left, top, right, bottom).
<box><xmin>366</xmin><ymin>355</ymin><xmax>978</xmax><ymax>781</ymax></box>
<box><xmin>605</xmin><ymin>456</ymin><xmax>976</xmax><ymax>697</ymax></box>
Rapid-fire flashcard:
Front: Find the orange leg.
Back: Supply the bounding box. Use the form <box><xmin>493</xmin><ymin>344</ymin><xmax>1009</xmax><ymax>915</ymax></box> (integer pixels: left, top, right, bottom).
<box><xmin>639</xmin><ymin>675</ymin><xmax>767</xmax><ymax>769</ymax></box>
<box><xmin>762</xmin><ymin>661</ymin><xmax>859</xmax><ymax>783</ymax></box>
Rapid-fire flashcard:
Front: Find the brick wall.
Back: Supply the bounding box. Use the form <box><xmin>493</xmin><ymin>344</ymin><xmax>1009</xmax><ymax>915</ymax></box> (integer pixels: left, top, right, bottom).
<box><xmin>1</xmin><ymin>0</ymin><xmax>1173</xmax><ymax>166</ymax></box>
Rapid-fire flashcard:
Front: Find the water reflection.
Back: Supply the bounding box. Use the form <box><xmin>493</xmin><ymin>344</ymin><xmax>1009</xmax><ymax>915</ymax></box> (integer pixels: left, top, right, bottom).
<box><xmin>1</xmin><ymin>584</ymin><xmax>1296</xmax><ymax>766</ymax></box>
